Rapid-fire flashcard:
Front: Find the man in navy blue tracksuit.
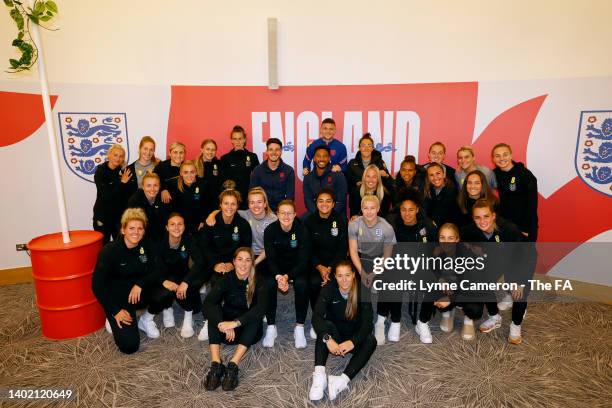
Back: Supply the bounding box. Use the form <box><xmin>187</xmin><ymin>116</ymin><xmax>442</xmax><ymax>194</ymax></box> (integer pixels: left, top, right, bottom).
<box><xmin>249</xmin><ymin>138</ymin><xmax>295</xmax><ymax>212</ymax></box>
<box><xmin>303</xmin><ymin>145</ymin><xmax>347</xmax><ymax>215</ymax></box>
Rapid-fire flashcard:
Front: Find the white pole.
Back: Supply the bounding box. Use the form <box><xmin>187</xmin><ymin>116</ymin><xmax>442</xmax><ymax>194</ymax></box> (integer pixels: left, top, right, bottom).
<box><xmin>30</xmin><ymin>16</ymin><xmax>71</xmax><ymax>244</ymax></box>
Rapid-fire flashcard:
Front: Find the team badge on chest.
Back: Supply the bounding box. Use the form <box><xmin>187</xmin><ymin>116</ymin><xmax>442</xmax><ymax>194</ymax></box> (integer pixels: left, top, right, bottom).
<box><xmin>331</xmin><ymin>221</ymin><xmax>338</xmax><ymax>237</ymax></box>
<box><xmin>509</xmin><ymin>176</ymin><xmax>517</xmax><ymax>192</ymax></box>
<box><xmin>232</xmin><ymin>226</ymin><xmax>240</xmax><ymax>242</ymax></box>
<box><xmin>213</xmin><ymin>164</ymin><xmax>219</xmax><ymax>176</ymax></box>
<box><xmin>246</xmin><ymin>156</ymin><xmax>251</xmax><ymax>167</ymax></box>
<box><xmin>375</xmin><ymin>228</ymin><xmax>382</xmax><ymax>237</ymax></box>
<box><xmin>290</xmin><ymin>233</ymin><xmax>297</xmax><ymax>248</ymax></box>
<box><xmin>139</xmin><ymin>246</ymin><xmax>148</xmax><ymax>263</ymax></box>
<box><xmin>194</xmin><ymin>186</ymin><xmax>200</xmax><ymax>200</ymax></box>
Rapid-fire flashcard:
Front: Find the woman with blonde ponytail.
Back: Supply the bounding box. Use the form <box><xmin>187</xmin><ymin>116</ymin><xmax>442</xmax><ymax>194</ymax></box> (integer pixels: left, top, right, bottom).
<box><xmin>309</xmin><ymin>261</ymin><xmax>377</xmax><ymax>402</ymax></box>
<box><xmin>202</xmin><ymin>247</ymin><xmax>268</xmax><ymax>392</ymax></box>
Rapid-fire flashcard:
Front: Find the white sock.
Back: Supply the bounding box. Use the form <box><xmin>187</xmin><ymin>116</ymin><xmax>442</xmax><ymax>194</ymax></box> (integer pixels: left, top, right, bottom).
<box><xmin>464</xmin><ymin>316</ymin><xmax>474</xmax><ymax>326</ymax></box>
<box><xmin>314</xmin><ymin>366</ymin><xmax>326</xmax><ymax>375</ymax></box>
<box><xmin>340</xmin><ymin>373</ymin><xmax>350</xmax><ymax>385</ymax></box>
<box><xmin>376</xmin><ymin>314</ymin><xmax>386</xmax><ymax>325</ymax></box>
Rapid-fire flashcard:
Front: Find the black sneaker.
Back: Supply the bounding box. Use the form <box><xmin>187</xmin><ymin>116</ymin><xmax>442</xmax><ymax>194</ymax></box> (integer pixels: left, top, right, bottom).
<box><xmin>204</xmin><ymin>362</ymin><xmax>225</xmax><ymax>391</ymax></box>
<box><xmin>222</xmin><ymin>362</ymin><xmax>240</xmax><ymax>391</ymax></box>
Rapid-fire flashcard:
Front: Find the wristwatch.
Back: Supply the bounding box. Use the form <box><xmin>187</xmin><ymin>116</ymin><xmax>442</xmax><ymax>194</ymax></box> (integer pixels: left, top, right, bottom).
<box><xmin>323</xmin><ymin>334</ymin><xmax>331</xmax><ymax>343</ymax></box>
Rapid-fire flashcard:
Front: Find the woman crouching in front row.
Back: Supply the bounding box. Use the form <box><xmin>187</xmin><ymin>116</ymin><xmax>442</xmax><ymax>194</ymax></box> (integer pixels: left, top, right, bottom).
<box><xmin>92</xmin><ymin>208</ymin><xmax>173</xmax><ymax>354</ymax></box>
<box><xmin>309</xmin><ymin>260</ymin><xmax>377</xmax><ymax>402</ymax></box>
<box><xmin>202</xmin><ymin>247</ymin><xmax>269</xmax><ymax>391</ymax></box>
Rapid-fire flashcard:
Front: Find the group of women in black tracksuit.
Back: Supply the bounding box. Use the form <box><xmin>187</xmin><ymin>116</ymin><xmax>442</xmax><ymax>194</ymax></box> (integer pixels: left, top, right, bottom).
<box><xmin>92</xmin><ymin>131</ymin><xmax>538</xmax><ymax>399</ymax></box>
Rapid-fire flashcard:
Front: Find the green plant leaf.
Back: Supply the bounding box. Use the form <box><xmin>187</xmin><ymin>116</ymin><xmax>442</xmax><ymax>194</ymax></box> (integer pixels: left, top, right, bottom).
<box><xmin>17</xmin><ymin>30</ymin><xmax>24</xmax><ymax>40</ymax></box>
<box><xmin>45</xmin><ymin>10</ymin><xmax>51</xmax><ymax>16</ymax></box>
<box><xmin>46</xmin><ymin>1</ymin><xmax>57</xmax><ymax>13</ymax></box>
<box><xmin>4</xmin><ymin>0</ymin><xmax>15</xmax><ymax>7</ymax></box>
<box><xmin>29</xmin><ymin>14</ymin><xmax>39</xmax><ymax>24</ymax></box>
<box><xmin>9</xmin><ymin>59</ymin><xmax>20</xmax><ymax>69</ymax></box>
<box><xmin>34</xmin><ymin>1</ymin><xmax>44</xmax><ymax>14</ymax></box>
<box><xmin>11</xmin><ymin>38</ymin><xmax>23</xmax><ymax>46</ymax></box>
<box><xmin>40</xmin><ymin>14</ymin><xmax>51</xmax><ymax>21</ymax></box>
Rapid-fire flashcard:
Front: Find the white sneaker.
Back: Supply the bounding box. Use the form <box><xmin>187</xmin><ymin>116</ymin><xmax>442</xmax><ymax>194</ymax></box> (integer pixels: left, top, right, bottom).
<box><xmin>497</xmin><ymin>293</ymin><xmax>513</xmax><ymax>311</ymax></box>
<box><xmin>327</xmin><ymin>374</ymin><xmax>349</xmax><ymax>401</ymax></box>
<box><xmin>374</xmin><ymin>322</ymin><xmax>386</xmax><ymax>345</ymax></box>
<box><xmin>138</xmin><ymin>312</ymin><xmax>160</xmax><ymax>339</ymax></box>
<box><xmin>197</xmin><ymin>320</ymin><xmax>209</xmax><ymax>341</ymax></box>
<box><xmin>308</xmin><ymin>371</ymin><xmax>327</xmax><ymax>401</ymax></box>
<box><xmin>180</xmin><ymin>311</ymin><xmax>194</xmax><ymax>338</ymax></box>
<box><xmin>262</xmin><ymin>325</ymin><xmax>277</xmax><ymax>348</ymax></box>
<box><xmin>387</xmin><ymin>322</ymin><xmax>401</xmax><ymax>342</ymax></box>
<box><xmin>440</xmin><ymin>310</ymin><xmax>454</xmax><ymax>333</ymax></box>
<box><xmin>162</xmin><ymin>307</ymin><xmax>175</xmax><ymax>328</ymax></box>
<box><xmin>105</xmin><ymin>319</ymin><xmax>112</xmax><ymax>334</ymax></box>
<box><xmin>310</xmin><ymin>327</ymin><xmax>317</xmax><ymax>340</ymax></box>
<box><xmin>294</xmin><ymin>326</ymin><xmax>307</xmax><ymax>349</ymax></box>
<box><xmin>415</xmin><ymin>320</ymin><xmax>433</xmax><ymax>344</ymax></box>
<box><xmin>479</xmin><ymin>314</ymin><xmax>502</xmax><ymax>333</ymax></box>
<box><xmin>508</xmin><ymin>323</ymin><xmax>522</xmax><ymax>345</ymax></box>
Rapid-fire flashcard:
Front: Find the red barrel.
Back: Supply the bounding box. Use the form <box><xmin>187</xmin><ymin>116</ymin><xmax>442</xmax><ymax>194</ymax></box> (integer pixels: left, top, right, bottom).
<box><xmin>28</xmin><ymin>230</ymin><xmax>105</xmax><ymax>339</ymax></box>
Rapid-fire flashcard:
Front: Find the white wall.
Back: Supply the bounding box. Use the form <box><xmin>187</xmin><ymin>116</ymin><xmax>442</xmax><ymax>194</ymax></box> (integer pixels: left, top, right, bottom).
<box><xmin>2</xmin><ymin>0</ymin><xmax>612</xmax><ymax>85</ymax></box>
<box><xmin>1</xmin><ymin>0</ymin><xmax>611</xmax><ymax>270</ymax></box>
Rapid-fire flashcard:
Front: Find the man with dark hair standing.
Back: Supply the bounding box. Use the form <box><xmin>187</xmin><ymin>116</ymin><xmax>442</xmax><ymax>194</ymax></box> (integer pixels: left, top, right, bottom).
<box><xmin>250</xmin><ymin>138</ymin><xmax>295</xmax><ymax>212</ymax></box>
<box><xmin>303</xmin><ymin>118</ymin><xmax>348</xmax><ymax>176</ymax></box>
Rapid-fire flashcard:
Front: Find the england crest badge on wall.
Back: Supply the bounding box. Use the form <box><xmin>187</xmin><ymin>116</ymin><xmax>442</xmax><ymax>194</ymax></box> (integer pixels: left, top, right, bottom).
<box><xmin>575</xmin><ymin>111</ymin><xmax>612</xmax><ymax>197</ymax></box>
<box><xmin>58</xmin><ymin>113</ymin><xmax>129</xmax><ymax>183</ymax></box>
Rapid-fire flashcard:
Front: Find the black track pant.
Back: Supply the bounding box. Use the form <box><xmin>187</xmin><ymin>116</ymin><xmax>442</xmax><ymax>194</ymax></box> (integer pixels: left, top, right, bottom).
<box><xmin>314</xmin><ymin>325</ymin><xmax>377</xmax><ymax>380</ymax></box>
<box><xmin>207</xmin><ymin>309</ymin><xmax>264</xmax><ymax>347</ymax></box>
<box><xmin>485</xmin><ymin>295</ymin><xmax>529</xmax><ymax>325</ymax></box>
<box><xmin>105</xmin><ymin>284</ymin><xmax>171</xmax><ymax>354</ymax></box>
<box><xmin>257</xmin><ymin>261</ymin><xmax>278</xmax><ymax>325</ymax></box>
<box><xmin>293</xmin><ymin>270</ymin><xmax>324</xmax><ymax>325</ymax></box>
<box><xmin>419</xmin><ymin>301</ymin><xmax>454</xmax><ymax>323</ymax></box>
<box><xmin>158</xmin><ymin>285</ymin><xmax>202</xmax><ymax>314</ymax></box>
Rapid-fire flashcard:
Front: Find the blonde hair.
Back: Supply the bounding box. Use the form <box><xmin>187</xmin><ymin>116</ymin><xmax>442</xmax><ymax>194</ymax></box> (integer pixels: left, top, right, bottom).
<box><xmin>120</xmin><ymin>207</ymin><xmax>148</xmax><ymax>229</ymax></box>
<box><xmin>359</xmin><ymin>164</ymin><xmax>385</xmax><ymax>202</ymax></box>
<box><xmin>142</xmin><ymin>172</ymin><xmax>160</xmax><ymax>185</ymax></box>
<box><xmin>360</xmin><ymin>194</ymin><xmax>380</xmax><ymax>210</ymax></box>
<box><xmin>234</xmin><ymin>247</ymin><xmax>257</xmax><ymax>306</ymax></box>
<box><xmin>106</xmin><ymin>144</ymin><xmax>126</xmax><ymax>167</ymax></box>
<box><xmin>492</xmin><ymin>143</ymin><xmax>512</xmax><ymax>156</ymax></box>
<box><xmin>438</xmin><ymin>223</ymin><xmax>460</xmax><ymax>240</ymax></box>
<box><xmin>177</xmin><ymin>160</ymin><xmax>197</xmax><ymax>193</ymax></box>
<box><xmin>457</xmin><ymin>145</ymin><xmax>474</xmax><ymax>158</ymax></box>
<box><xmin>168</xmin><ymin>141</ymin><xmax>186</xmax><ymax>154</ymax></box>
<box><xmin>335</xmin><ymin>261</ymin><xmax>358</xmax><ymax>320</ymax></box>
<box><xmin>247</xmin><ymin>187</ymin><xmax>272</xmax><ymax>215</ymax></box>
<box><xmin>195</xmin><ymin>139</ymin><xmax>218</xmax><ymax>177</ymax></box>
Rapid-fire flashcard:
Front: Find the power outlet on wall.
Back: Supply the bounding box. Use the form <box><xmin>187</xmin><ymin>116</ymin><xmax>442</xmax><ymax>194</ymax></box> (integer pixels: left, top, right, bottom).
<box><xmin>15</xmin><ymin>243</ymin><xmax>28</xmax><ymax>251</ymax></box>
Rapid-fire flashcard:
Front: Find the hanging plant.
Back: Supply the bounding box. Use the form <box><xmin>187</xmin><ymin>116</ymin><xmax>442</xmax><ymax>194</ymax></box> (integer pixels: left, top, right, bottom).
<box><xmin>4</xmin><ymin>0</ymin><xmax>58</xmax><ymax>72</ymax></box>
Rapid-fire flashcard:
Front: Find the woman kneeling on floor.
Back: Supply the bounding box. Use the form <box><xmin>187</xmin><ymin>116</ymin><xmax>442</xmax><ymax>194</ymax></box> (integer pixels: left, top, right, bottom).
<box><xmin>202</xmin><ymin>247</ymin><xmax>269</xmax><ymax>391</ymax></box>
<box><xmin>309</xmin><ymin>260</ymin><xmax>377</xmax><ymax>402</ymax></box>
<box><xmin>92</xmin><ymin>208</ymin><xmax>172</xmax><ymax>354</ymax></box>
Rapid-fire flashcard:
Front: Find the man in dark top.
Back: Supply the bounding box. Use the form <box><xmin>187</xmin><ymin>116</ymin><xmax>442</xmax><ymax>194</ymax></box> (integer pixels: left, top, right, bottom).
<box><xmin>249</xmin><ymin>138</ymin><xmax>295</xmax><ymax>212</ymax></box>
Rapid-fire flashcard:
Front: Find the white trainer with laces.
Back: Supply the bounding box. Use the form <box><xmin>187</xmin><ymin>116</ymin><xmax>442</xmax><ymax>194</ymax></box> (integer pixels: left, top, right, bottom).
<box><xmin>479</xmin><ymin>314</ymin><xmax>502</xmax><ymax>333</ymax></box>
<box><xmin>294</xmin><ymin>326</ymin><xmax>307</xmax><ymax>349</ymax></box>
<box><xmin>138</xmin><ymin>312</ymin><xmax>160</xmax><ymax>339</ymax></box>
<box><xmin>162</xmin><ymin>307</ymin><xmax>175</xmax><ymax>328</ymax></box>
<box><xmin>262</xmin><ymin>324</ymin><xmax>277</xmax><ymax>348</ymax></box>
<box><xmin>310</xmin><ymin>327</ymin><xmax>317</xmax><ymax>340</ymax></box>
<box><xmin>308</xmin><ymin>371</ymin><xmax>327</xmax><ymax>401</ymax></box>
<box><xmin>387</xmin><ymin>322</ymin><xmax>401</xmax><ymax>342</ymax></box>
<box><xmin>508</xmin><ymin>322</ymin><xmax>523</xmax><ymax>344</ymax></box>
<box><xmin>180</xmin><ymin>311</ymin><xmax>194</xmax><ymax>338</ymax></box>
<box><xmin>415</xmin><ymin>320</ymin><xmax>433</xmax><ymax>344</ymax></box>
<box><xmin>328</xmin><ymin>374</ymin><xmax>349</xmax><ymax>401</ymax></box>
<box><xmin>197</xmin><ymin>320</ymin><xmax>209</xmax><ymax>341</ymax></box>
